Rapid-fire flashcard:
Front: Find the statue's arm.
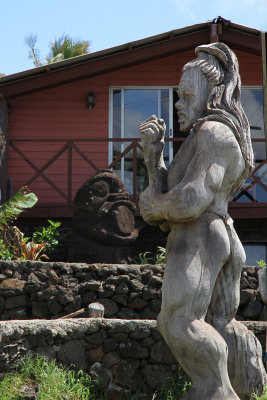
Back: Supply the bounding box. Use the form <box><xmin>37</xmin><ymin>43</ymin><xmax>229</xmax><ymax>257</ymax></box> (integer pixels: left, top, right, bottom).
<box><xmin>139</xmin><ymin>115</ymin><xmax>168</xmax><ymax>194</ymax></box>
<box><xmin>140</xmin><ymin>122</ymin><xmax>240</xmax><ymax>225</ymax></box>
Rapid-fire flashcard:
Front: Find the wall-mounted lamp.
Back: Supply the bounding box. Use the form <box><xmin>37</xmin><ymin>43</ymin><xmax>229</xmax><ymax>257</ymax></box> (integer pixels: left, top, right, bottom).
<box><xmin>87</xmin><ymin>92</ymin><xmax>95</xmax><ymax>111</ymax></box>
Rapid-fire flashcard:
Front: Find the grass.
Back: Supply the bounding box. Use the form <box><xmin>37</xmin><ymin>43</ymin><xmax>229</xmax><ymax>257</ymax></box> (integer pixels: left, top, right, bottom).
<box><xmin>0</xmin><ymin>355</ymin><xmax>104</xmax><ymax>400</ymax></box>
<box><xmin>251</xmin><ymin>386</ymin><xmax>267</xmax><ymax>400</ymax></box>
<box><xmin>154</xmin><ymin>371</ymin><xmax>191</xmax><ymax>399</ymax></box>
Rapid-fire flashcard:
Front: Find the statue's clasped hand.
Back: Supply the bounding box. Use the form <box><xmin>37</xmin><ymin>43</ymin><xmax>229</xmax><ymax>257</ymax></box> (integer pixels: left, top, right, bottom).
<box><xmin>139</xmin><ymin>114</ymin><xmax>166</xmax><ymax>144</ymax></box>
<box><xmin>139</xmin><ymin>115</ymin><xmax>166</xmax><ymax>168</ymax></box>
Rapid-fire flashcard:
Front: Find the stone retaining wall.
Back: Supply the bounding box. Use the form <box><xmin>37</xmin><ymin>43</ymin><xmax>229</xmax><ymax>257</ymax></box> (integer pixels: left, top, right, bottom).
<box><xmin>0</xmin><ymin>319</ymin><xmax>265</xmax><ymax>399</ymax></box>
<box><xmin>0</xmin><ymin>261</ymin><xmax>265</xmax><ymax>321</ymax></box>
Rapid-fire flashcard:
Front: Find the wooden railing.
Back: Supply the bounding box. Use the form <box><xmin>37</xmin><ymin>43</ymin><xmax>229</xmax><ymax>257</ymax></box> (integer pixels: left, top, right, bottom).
<box><xmin>8</xmin><ymin>137</ymin><xmax>181</xmax><ymax>206</ymax></box>
<box><xmin>8</xmin><ymin>137</ymin><xmax>267</xmax><ymax>214</ymax></box>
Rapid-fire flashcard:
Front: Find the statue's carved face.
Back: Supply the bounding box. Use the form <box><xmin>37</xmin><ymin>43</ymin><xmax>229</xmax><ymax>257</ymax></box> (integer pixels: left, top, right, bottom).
<box><xmin>176</xmin><ymin>68</ymin><xmax>208</xmax><ymax>132</ymax></box>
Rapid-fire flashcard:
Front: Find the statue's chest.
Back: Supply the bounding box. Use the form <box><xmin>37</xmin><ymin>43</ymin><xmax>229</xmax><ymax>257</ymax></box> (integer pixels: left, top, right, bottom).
<box><xmin>167</xmin><ymin>132</ymin><xmax>198</xmax><ymax>190</ymax></box>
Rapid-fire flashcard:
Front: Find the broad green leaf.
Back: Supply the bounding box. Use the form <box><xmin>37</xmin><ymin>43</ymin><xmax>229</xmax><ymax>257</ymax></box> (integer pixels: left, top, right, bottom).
<box><xmin>0</xmin><ymin>187</ymin><xmax>38</xmax><ymax>228</ymax></box>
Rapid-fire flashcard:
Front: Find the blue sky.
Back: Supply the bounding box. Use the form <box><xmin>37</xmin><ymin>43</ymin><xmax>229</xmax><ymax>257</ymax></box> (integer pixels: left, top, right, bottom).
<box><xmin>1</xmin><ymin>0</ymin><xmax>267</xmax><ymax>76</ymax></box>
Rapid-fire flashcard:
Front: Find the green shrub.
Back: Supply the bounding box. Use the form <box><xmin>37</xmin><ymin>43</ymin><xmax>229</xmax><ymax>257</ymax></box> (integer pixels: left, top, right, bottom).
<box><xmin>135</xmin><ymin>246</ymin><xmax>166</xmax><ymax>265</ymax></box>
<box><xmin>32</xmin><ymin>219</ymin><xmax>61</xmax><ymax>255</ymax></box>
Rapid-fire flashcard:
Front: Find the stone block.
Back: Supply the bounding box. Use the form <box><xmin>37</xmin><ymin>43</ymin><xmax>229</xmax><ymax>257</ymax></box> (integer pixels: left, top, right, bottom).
<box><xmin>98</xmin><ymin>299</ymin><xmax>118</xmax><ymax>317</ymax></box>
<box><xmin>243</xmin><ymin>301</ymin><xmax>263</xmax><ymax>319</ymax></box>
<box><xmin>83</xmin><ymin>292</ymin><xmax>97</xmax><ymax>306</ymax></box>
<box><xmin>0</xmin><ymin>296</ymin><xmax>5</xmax><ymax>314</ymax></box>
<box><xmin>90</xmin><ymin>362</ymin><xmax>113</xmax><ymax>387</ymax></box>
<box><xmin>86</xmin><ymin>329</ymin><xmax>107</xmax><ymax>345</ymax></box>
<box><xmin>239</xmin><ymin>289</ymin><xmax>256</xmax><ymax>306</ymax></box>
<box><xmin>142</xmin><ymin>307</ymin><xmax>158</xmax><ymax>320</ymax></box>
<box><xmin>143</xmin><ymin>364</ymin><xmax>175</xmax><ymax>390</ymax></box>
<box><xmin>102</xmin><ymin>351</ymin><xmax>121</xmax><ymax>368</ymax></box>
<box><xmin>119</xmin><ymin>339</ymin><xmax>149</xmax><ymax>359</ymax></box>
<box><xmin>143</xmin><ymin>287</ymin><xmax>157</xmax><ymax>300</ymax></box>
<box><xmin>129</xmin><ymin>279</ymin><xmax>144</xmax><ymax>292</ymax></box>
<box><xmin>5</xmin><ymin>294</ymin><xmax>29</xmax><ymax>310</ymax></box>
<box><xmin>58</xmin><ymin>292</ymin><xmax>75</xmax><ymax>306</ymax></box>
<box><xmin>5</xmin><ymin>307</ymin><xmax>28</xmax><ymax>320</ymax></box>
<box><xmin>58</xmin><ymin>340</ymin><xmax>87</xmax><ymax>371</ymax></box>
<box><xmin>116</xmin><ymin>283</ymin><xmax>129</xmax><ymax>294</ymax></box>
<box><xmin>64</xmin><ymin>295</ymin><xmax>82</xmax><ymax>314</ymax></box>
<box><xmin>37</xmin><ymin>286</ymin><xmax>57</xmax><ymax>301</ymax></box>
<box><xmin>130</xmin><ymin>325</ymin><xmax>151</xmax><ymax>339</ymax></box>
<box><xmin>0</xmin><ymin>274</ymin><xmax>7</xmax><ymax>282</ymax></box>
<box><xmin>117</xmin><ymin>308</ymin><xmax>138</xmax><ymax>319</ymax></box>
<box><xmin>32</xmin><ymin>302</ymin><xmax>50</xmax><ymax>318</ymax></box>
<box><xmin>112</xmin><ymin>294</ymin><xmax>128</xmax><ymax>306</ymax></box>
<box><xmin>106</xmin><ymin>384</ymin><xmax>131</xmax><ymax>400</ymax></box>
<box><xmin>88</xmin><ymin>347</ymin><xmax>104</xmax><ymax>363</ymax></box>
<box><xmin>103</xmin><ymin>338</ymin><xmax>118</xmax><ymax>353</ymax></box>
<box><xmin>112</xmin><ymin>359</ymin><xmax>140</xmax><ymax>388</ymax></box>
<box><xmin>150</xmin><ymin>340</ymin><xmax>177</xmax><ymax>364</ymax></box>
<box><xmin>128</xmin><ymin>296</ymin><xmax>147</xmax><ymax>309</ymax></box>
<box><xmin>259</xmin><ymin>305</ymin><xmax>267</xmax><ymax>321</ymax></box>
<box><xmin>247</xmin><ymin>276</ymin><xmax>258</xmax><ymax>290</ymax></box>
<box><xmin>47</xmin><ymin>297</ymin><xmax>63</xmax><ymax>315</ymax></box>
<box><xmin>147</xmin><ymin>275</ymin><xmax>162</xmax><ymax>287</ymax></box>
<box><xmin>79</xmin><ymin>281</ymin><xmax>101</xmax><ymax>293</ymax></box>
<box><xmin>150</xmin><ymin>298</ymin><xmax>161</xmax><ymax>312</ymax></box>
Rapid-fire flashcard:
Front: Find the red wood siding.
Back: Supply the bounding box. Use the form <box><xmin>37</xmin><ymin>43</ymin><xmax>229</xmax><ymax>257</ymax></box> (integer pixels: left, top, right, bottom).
<box><xmin>7</xmin><ymin>49</ymin><xmax>263</xmax><ymax>212</ymax></box>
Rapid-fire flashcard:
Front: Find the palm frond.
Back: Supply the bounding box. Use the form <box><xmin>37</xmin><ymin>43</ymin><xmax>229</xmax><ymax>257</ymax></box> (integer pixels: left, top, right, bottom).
<box><xmin>24</xmin><ymin>34</ymin><xmax>43</xmax><ymax>67</ymax></box>
<box><xmin>0</xmin><ymin>187</ymin><xmax>38</xmax><ymax>228</ymax></box>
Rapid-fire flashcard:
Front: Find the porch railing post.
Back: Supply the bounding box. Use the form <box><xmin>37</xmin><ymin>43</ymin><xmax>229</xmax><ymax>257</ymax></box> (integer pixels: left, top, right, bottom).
<box><xmin>68</xmin><ymin>141</ymin><xmax>72</xmax><ymax>202</ymax></box>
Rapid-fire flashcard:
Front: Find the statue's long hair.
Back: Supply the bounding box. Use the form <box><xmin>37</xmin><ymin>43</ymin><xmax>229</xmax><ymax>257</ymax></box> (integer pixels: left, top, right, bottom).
<box><xmin>183</xmin><ymin>42</ymin><xmax>254</xmax><ymax>196</ymax></box>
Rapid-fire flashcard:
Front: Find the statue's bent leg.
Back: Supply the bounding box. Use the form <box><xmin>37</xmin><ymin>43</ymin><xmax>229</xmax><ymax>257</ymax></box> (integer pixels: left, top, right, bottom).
<box><xmin>206</xmin><ymin>225</ymin><xmax>267</xmax><ymax>399</ymax></box>
<box><xmin>158</xmin><ymin>216</ymin><xmax>240</xmax><ymax>400</ymax></box>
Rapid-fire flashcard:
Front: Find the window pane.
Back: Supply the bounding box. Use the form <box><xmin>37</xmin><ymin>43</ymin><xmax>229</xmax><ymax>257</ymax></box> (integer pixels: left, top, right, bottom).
<box><xmin>173</xmin><ymin>89</ymin><xmax>187</xmax><ymax>154</ymax></box>
<box><xmin>241</xmin><ymin>88</ymin><xmax>265</xmax><ymax>160</ymax></box>
<box><xmin>124</xmin><ymin>90</ymin><xmax>158</xmax><ymax>138</ymax></box>
<box><xmin>232</xmin><ymin>88</ymin><xmax>266</xmax><ymax>203</ymax></box>
<box><xmin>113</xmin><ymin>90</ymin><xmax>121</xmax><ymax>138</ymax></box>
<box><xmin>243</xmin><ymin>244</ymin><xmax>267</xmax><ymax>266</ymax></box>
<box><xmin>112</xmin><ymin>90</ymin><xmax>122</xmax><ymax>175</ymax></box>
<box><xmin>161</xmin><ymin>89</ymin><xmax>170</xmax><ymax>163</ymax></box>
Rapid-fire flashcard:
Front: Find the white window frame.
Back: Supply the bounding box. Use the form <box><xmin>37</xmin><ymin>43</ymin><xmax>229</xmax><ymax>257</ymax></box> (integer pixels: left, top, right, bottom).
<box><xmin>108</xmin><ymin>86</ymin><xmax>175</xmax><ymax>168</ymax></box>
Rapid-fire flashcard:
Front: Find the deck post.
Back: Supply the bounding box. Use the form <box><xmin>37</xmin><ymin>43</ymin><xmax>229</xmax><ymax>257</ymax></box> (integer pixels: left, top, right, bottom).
<box><xmin>0</xmin><ymin>95</ymin><xmax>8</xmax><ymax>203</ymax></box>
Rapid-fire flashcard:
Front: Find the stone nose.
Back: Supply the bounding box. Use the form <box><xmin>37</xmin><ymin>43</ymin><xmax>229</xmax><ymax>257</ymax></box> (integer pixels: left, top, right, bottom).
<box><xmin>175</xmin><ymin>99</ymin><xmax>183</xmax><ymax>111</ymax></box>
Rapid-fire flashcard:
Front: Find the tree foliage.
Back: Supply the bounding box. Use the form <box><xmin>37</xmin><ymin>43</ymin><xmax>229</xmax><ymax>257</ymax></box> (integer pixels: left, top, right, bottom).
<box><xmin>25</xmin><ymin>33</ymin><xmax>90</xmax><ymax>67</ymax></box>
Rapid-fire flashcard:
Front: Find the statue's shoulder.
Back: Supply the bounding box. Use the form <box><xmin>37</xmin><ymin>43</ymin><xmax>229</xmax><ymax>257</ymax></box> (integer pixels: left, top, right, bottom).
<box><xmin>196</xmin><ymin>120</ymin><xmax>239</xmax><ymax>151</ymax></box>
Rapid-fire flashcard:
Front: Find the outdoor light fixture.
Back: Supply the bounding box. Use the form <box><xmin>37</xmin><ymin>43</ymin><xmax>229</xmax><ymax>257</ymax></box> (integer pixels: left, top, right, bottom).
<box><xmin>87</xmin><ymin>92</ymin><xmax>95</xmax><ymax>111</ymax></box>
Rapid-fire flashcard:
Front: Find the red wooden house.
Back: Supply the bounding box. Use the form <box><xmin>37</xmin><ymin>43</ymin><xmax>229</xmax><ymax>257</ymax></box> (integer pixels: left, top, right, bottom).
<box><xmin>0</xmin><ymin>18</ymin><xmax>267</xmax><ymax>263</ymax></box>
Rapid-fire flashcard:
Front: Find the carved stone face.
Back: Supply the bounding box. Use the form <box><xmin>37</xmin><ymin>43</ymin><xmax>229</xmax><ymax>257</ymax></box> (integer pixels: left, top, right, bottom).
<box><xmin>175</xmin><ymin>68</ymin><xmax>208</xmax><ymax>132</ymax></box>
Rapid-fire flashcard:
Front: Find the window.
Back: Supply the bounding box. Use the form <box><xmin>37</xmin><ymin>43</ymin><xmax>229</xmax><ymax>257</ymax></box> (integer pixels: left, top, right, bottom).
<box><xmin>110</xmin><ymin>86</ymin><xmax>266</xmax><ymax>202</ymax></box>
<box><xmin>241</xmin><ymin>87</ymin><xmax>265</xmax><ymax>160</ymax></box>
<box><xmin>233</xmin><ymin>87</ymin><xmax>266</xmax><ymax>203</ymax></box>
<box><xmin>109</xmin><ymin>88</ymin><xmax>174</xmax><ymax>194</ymax></box>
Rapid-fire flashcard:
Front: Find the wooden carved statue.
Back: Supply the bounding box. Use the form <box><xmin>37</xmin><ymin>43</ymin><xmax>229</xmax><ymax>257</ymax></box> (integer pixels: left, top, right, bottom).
<box><xmin>139</xmin><ymin>43</ymin><xmax>266</xmax><ymax>400</ymax></box>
